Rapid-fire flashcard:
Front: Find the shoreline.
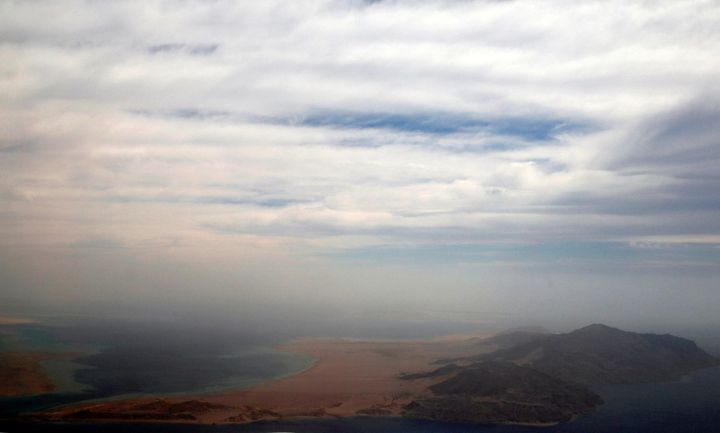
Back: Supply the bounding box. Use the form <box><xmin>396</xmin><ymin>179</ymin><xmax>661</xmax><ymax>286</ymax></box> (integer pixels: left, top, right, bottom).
<box><xmin>0</xmin><ymin>317</ymin><xmax>36</xmax><ymax>325</ymax></box>
<box><xmin>0</xmin><ymin>352</ymin><xmax>78</xmax><ymax>397</ymax></box>
<box><xmin>57</xmin><ymin>347</ymin><xmax>318</xmax><ymax>407</ymax></box>
<box><xmin>30</xmin><ymin>331</ymin><xmax>496</xmax><ymax>425</ymax></box>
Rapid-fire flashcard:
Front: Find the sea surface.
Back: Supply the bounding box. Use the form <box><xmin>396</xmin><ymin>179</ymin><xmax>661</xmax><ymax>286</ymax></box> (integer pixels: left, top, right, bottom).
<box><xmin>1</xmin><ymin>317</ymin><xmax>720</xmax><ymax>432</ymax></box>
<box><xmin>0</xmin><ymin>317</ymin><xmax>316</xmax><ymax>415</ymax></box>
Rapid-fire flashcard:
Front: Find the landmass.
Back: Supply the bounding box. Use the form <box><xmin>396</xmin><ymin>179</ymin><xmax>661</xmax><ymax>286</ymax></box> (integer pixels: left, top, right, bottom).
<box><xmin>0</xmin><ymin>316</ymin><xmax>68</xmax><ymax>397</ymax></box>
<box><xmin>0</xmin><ymin>317</ymin><xmax>36</xmax><ymax>325</ymax></box>
<box><xmin>402</xmin><ymin>361</ymin><xmax>602</xmax><ymax>425</ymax></box>
<box><xmin>0</xmin><ymin>352</ymin><xmax>65</xmax><ymax>397</ymax></box>
<box><xmin>17</xmin><ymin>324</ymin><xmax>720</xmax><ymax>426</ymax></box>
<box><xmin>27</xmin><ymin>333</ymin><xmax>498</xmax><ymax>423</ymax></box>
<box><xmin>476</xmin><ymin>324</ymin><xmax>720</xmax><ymax>385</ymax></box>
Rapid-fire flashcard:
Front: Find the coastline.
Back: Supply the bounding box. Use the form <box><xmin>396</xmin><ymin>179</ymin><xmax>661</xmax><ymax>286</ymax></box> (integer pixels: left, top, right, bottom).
<box><xmin>0</xmin><ymin>352</ymin><xmax>72</xmax><ymax>397</ymax></box>
<box><xmin>30</xmin><ymin>331</ymin><xmax>496</xmax><ymax>424</ymax></box>
<box><xmin>0</xmin><ymin>317</ymin><xmax>36</xmax><ymax>325</ymax></box>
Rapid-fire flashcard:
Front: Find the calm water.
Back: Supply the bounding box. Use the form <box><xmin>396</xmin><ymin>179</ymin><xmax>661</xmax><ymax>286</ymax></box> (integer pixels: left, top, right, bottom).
<box><xmin>1</xmin><ymin>317</ymin><xmax>720</xmax><ymax>432</ymax></box>
<box><xmin>0</xmin><ymin>318</ymin><xmax>315</xmax><ymax>415</ymax></box>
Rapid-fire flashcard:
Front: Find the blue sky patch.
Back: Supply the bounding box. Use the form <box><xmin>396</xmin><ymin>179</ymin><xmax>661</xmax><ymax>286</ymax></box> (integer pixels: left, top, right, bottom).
<box><xmin>329</xmin><ymin>241</ymin><xmax>720</xmax><ymax>266</ymax></box>
<box><xmin>295</xmin><ymin>111</ymin><xmax>593</xmax><ymax>141</ymax></box>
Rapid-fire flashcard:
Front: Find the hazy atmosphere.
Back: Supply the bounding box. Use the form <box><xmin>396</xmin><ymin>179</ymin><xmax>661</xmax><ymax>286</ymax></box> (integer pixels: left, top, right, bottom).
<box><xmin>2</xmin><ymin>0</ymin><xmax>720</xmax><ymax>332</ymax></box>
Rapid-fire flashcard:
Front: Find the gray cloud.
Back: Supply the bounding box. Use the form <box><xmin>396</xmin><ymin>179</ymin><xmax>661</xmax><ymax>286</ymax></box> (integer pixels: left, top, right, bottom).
<box><xmin>608</xmin><ymin>96</ymin><xmax>719</xmax><ymax>169</ymax></box>
<box><xmin>147</xmin><ymin>43</ymin><xmax>219</xmax><ymax>55</ymax></box>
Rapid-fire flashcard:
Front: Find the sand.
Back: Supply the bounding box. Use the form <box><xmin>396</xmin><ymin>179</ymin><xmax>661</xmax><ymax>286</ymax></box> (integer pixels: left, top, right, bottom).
<box><xmin>0</xmin><ymin>316</ymin><xmax>59</xmax><ymax>397</ymax></box>
<box><xmin>38</xmin><ymin>331</ymin><xmax>496</xmax><ymax>424</ymax></box>
<box><xmin>0</xmin><ymin>352</ymin><xmax>62</xmax><ymax>397</ymax></box>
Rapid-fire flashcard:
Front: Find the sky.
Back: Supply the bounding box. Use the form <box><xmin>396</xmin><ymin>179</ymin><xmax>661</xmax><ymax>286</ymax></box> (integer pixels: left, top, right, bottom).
<box><xmin>1</xmin><ymin>0</ymin><xmax>719</xmax><ymax>331</ymax></box>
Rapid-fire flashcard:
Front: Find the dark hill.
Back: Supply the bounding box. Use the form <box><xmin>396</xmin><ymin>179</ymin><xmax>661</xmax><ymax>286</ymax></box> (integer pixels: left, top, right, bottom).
<box><xmin>402</xmin><ymin>323</ymin><xmax>718</xmax><ymax>425</ymax></box>
<box><xmin>483</xmin><ymin>323</ymin><xmax>719</xmax><ymax>385</ymax></box>
<box><xmin>403</xmin><ymin>361</ymin><xmax>602</xmax><ymax>425</ymax></box>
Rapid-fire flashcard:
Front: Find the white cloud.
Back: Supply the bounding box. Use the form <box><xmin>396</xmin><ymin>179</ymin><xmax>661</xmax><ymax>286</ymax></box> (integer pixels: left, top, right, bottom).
<box><xmin>1</xmin><ymin>0</ymin><xmax>719</xmax><ymax>319</ymax></box>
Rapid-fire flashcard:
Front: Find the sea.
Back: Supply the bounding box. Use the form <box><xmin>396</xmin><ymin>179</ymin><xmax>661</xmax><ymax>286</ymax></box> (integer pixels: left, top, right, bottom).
<box><xmin>1</xmin><ymin>315</ymin><xmax>720</xmax><ymax>433</ymax></box>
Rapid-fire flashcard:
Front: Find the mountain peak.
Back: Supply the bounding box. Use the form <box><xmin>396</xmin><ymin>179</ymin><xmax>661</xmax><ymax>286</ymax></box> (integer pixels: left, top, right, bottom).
<box><xmin>572</xmin><ymin>323</ymin><xmax>623</xmax><ymax>334</ymax></box>
<box><xmin>485</xmin><ymin>324</ymin><xmax>718</xmax><ymax>385</ymax></box>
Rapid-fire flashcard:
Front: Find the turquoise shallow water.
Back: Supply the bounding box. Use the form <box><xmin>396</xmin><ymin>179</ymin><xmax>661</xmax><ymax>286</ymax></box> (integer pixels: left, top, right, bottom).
<box><xmin>0</xmin><ymin>323</ymin><xmax>99</xmax><ymax>395</ymax></box>
<box><xmin>0</xmin><ymin>319</ymin><xmax>314</xmax><ymax>413</ymax></box>
<box><xmin>0</xmin><ymin>324</ymin><xmax>79</xmax><ymax>353</ymax></box>
<box><xmin>38</xmin><ymin>357</ymin><xmax>94</xmax><ymax>394</ymax></box>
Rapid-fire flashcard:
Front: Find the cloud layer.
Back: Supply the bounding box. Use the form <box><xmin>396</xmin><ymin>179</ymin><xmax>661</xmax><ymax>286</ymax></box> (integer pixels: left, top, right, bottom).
<box><xmin>1</xmin><ymin>0</ymin><xmax>719</xmax><ymax>326</ymax></box>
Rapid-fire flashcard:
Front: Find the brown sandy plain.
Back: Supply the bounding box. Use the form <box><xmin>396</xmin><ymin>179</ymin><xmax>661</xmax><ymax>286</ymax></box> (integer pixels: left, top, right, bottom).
<box><xmin>36</xmin><ymin>331</ymin><xmax>497</xmax><ymax>424</ymax></box>
<box><xmin>0</xmin><ymin>316</ymin><xmax>60</xmax><ymax>397</ymax></box>
<box><xmin>0</xmin><ymin>317</ymin><xmax>36</xmax><ymax>325</ymax></box>
<box><xmin>0</xmin><ymin>352</ymin><xmax>64</xmax><ymax>397</ymax></box>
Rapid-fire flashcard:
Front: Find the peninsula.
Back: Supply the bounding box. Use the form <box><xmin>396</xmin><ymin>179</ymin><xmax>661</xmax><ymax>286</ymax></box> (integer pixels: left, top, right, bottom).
<box><xmin>23</xmin><ymin>324</ymin><xmax>720</xmax><ymax>426</ymax></box>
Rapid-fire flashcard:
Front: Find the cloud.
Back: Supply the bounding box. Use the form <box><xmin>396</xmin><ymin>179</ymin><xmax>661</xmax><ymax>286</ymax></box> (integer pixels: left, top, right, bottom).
<box><xmin>1</xmin><ymin>0</ymin><xmax>719</xmax><ymax>321</ymax></box>
<box><xmin>147</xmin><ymin>43</ymin><xmax>219</xmax><ymax>56</ymax></box>
<box><xmin>612</xmin><ymin>96</ymin><xmax>720</xmax><ymax>172</ymax></box>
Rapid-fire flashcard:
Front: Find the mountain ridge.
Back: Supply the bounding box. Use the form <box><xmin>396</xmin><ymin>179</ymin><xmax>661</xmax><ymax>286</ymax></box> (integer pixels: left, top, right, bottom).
<box><xmin>401</xmin><ymin>323</ymin><xmax>718</xmax><ymax>424</ymax></box>
<box><xmin>481</xmin><ymin>323</ymin><xmax>719</xmax><ymax>385</ymax></box>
